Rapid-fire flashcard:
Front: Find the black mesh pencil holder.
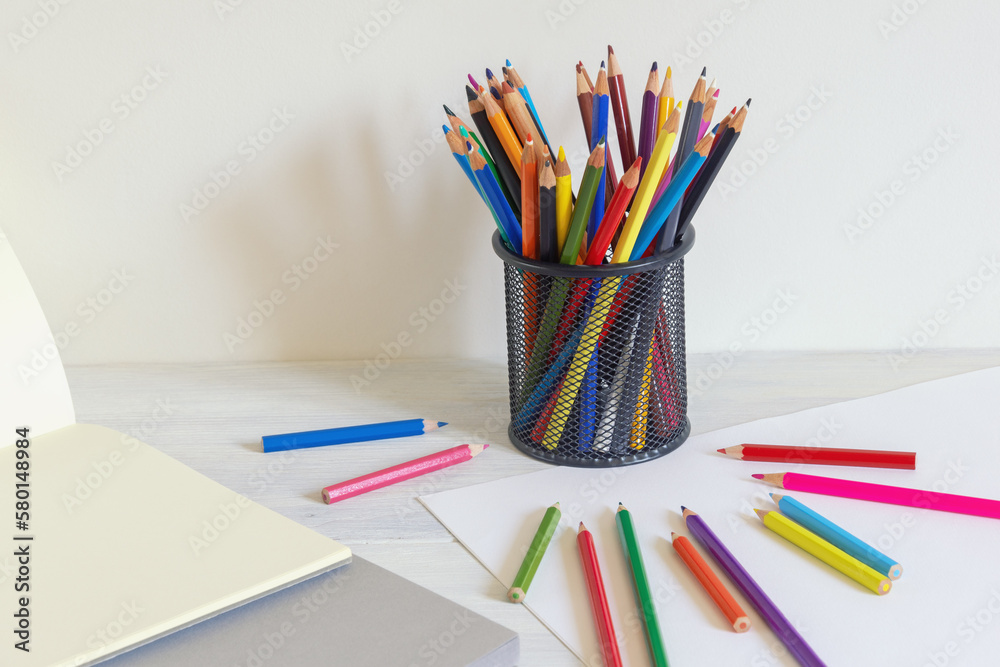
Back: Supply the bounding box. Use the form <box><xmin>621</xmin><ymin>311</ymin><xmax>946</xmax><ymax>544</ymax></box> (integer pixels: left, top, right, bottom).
<box><xmin>493</xmin><ymin>229</ymin><xmax>694</xmax><ymax>468</ymax></box>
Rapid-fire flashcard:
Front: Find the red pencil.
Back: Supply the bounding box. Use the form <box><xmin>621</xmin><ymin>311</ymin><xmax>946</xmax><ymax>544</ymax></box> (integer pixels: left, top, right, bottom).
<box><xmin>322</xmin><ymin>444</ymin><xmax>488</xmax><ymax>503</ymax></box>
<box><xmin>607</xmin><ymin>45</ymin><xmax>636</xmax><ymax>169</ymax></box>
<box><xmin>719</xmin><ymin>444</ymin><xmax>916</xmax><ymax>470</ymax></box>
<box><xmin>577</xmin><ymin>522</ymin><xmax>623</xmax><ymax>667</ymax></box>
<box><xmin>585</xmin><ymin>157</ymin><xmax>641</xmax><ymax>265</ymax></box>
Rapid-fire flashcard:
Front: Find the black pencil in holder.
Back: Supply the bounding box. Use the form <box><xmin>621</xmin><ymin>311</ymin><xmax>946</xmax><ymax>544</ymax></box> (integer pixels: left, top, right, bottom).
<box><xmin>493</xmin><ymin>229</ymin><xmax>694</xmax><ymax>468</ymax></box>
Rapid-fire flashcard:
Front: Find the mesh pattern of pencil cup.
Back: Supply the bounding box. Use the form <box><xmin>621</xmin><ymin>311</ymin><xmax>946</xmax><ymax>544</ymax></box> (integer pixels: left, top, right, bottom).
<box><xmin>493</xmin><ymin>229</ymin><xmax>694</xmax><ymax>468</ymax></box>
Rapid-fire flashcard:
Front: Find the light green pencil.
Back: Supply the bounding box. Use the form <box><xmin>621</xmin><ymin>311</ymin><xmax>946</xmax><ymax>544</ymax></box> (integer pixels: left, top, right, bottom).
<box><xmin>617</xmin><ymin>503</ymin><xmax>670</xmax><ymax>666</ymax></box>
<box><xmin>508</xmin><ymin>502</ymin><xmax>561</xmax><ymax>603</ymax></box>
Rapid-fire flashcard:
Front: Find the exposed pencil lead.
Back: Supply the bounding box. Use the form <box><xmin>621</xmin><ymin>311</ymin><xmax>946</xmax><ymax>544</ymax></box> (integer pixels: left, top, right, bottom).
<box><xmin>506</xmin><ymin>58</ymin><xmax>512</xmax><ymax>67</ymax></box>
<box><xmin>443</xmin><ymin>104</ymin><xmax>456</xmax><ymax>117</ymax></box>
<box><xmin>651</xmin><ymin>61</ymin><xmax>658</xmax><ymax>71</ymax></box>
<box><xmin>746</xmin><ymin>98</ymin><xmax>752</xmax><ymax>106</ymax></box>
<box><xmin>700</xmin><ymin>66</ymin><xmax>707</xmax><ymax>76</ymax></box>
<box><xmin>752</xmin><ymin>474</ymin><xmax>764</xmax><ymax>480</ymax></box>
<box><xmin>600</xmin><ymin>60</ymin><xmax>606</xmax><ymax>69</ymax></box>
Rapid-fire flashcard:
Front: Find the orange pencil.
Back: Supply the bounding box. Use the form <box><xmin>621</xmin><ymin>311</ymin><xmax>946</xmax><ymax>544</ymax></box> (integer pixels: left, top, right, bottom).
<box><xmin>671</xmin><ymin>532</ymin><xmax>751</xmax><ymax>633</ymax></box>
<box><xmin>521</xmin><ymin>136</ymin><xmax>539</xmax><ymax>259</ymax></box>
<box><xmin>483</xmin><ymin>90</ymin><xmax>523</xmax><ymax>177</ymax></box>
<box><xmin>585</xmin><ymin>157</ymin><xmax>641</xmax><ymax>265</ymax></box>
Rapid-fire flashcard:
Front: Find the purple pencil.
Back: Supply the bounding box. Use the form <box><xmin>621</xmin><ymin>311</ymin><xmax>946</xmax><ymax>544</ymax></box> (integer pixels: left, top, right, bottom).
<box><xmin>635</xmin><ymin>63</ymin><xmax>660</xmax><ymax>184</ymax></box>
<box><xmin>682</xmin><ymin>508</ymin><xmax>826</xmax><ymax>667</ymax></box>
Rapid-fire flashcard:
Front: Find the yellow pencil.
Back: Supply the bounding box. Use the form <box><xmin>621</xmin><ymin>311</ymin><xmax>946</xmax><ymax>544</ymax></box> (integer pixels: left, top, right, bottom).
<box><xmin>754</xmin><ymin>509</ymin><xmax>892</xmax><ymax>595</ymax></box>
<box><xmin>542</xmin><ymin>276</ymin><xmax>622</xmax><ymax>449</ymax></box>
<box><xmin>555</xmin><ymin>146</ymin><xmax>573</xmax><ymax>256</ymax></box>
<box><xmin>656</xmin><ymin>66</ymin><xmax>674</xmax><ymax>140</ymax></box>
<box><xmin>612</xmin><ymin>107</ymin><xmax>680</xmax><ymax>262</ymax></box>
<box><xmin>629</xmin><ymin>337</ymin><xmax>655</xmax><ymax>449</ymax></box>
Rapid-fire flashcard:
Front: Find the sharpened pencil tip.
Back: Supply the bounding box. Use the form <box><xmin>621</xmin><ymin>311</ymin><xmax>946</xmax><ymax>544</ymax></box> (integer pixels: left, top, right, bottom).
<box><xmin>666</xmin><ymin>65</ymin><xmax>672</xmax><ymax>78</ymax></box>
<box><xmin>680</xmin><ymin>505</ymin><xmax>688</xmax><ymax>511</ymax></box>
<box><xmin>485</xmin><ymin>68</ymin><xmax>494</xmax><ymax>79</ymax></box>
<box><xmin>459</xmin><ymin>126</ymin><xmax>469</xmax><ymax>138</ymax></box>
<box><xmin>438</xmin><ymin>421</ymin><xmax>447</xmax><ymax>427</ymax></box>
<box><xmin>443</xmin><ymin>104</ymin><xmax>455</xmax><ymax>117</ymax></box>
<box><xmin>752</xmin><ymin>474</ymin><xmax>764</xmax><ymax>480</ymax></box>
<box><xmin>526</xmin><ymin>132</ymin><xmax>533</xmax><ymax>143</ymax></box>
<box><xmin>598</xmin><ymin>135</ymin><xmax>606</xmax><ymax>146</ymax></box>
<box><xmin>607</xmin><ymin>44</ymin><xmax>614</xmax><ymax>54</ymax></box>
<box><xmin>700</xmin><ymin>66</ymin><xmax>707</xmax><ymax>76</ymax></box>
<box><xmin>618</xmin><ymin>501</ymin><xmax>623</xmax><ymax>506</ymax></box>
<box><xmin>651</xmin><ymin>61</ymin><xmax>658</xmax><ymax>71</ymax></box>
<box><xmin>506</xmin><ymin>58</ymin><xmax>512</xmax><ymax>67</ymax></box>
<box><xmin>557</xmin><ymin>145</ymin><xmax>566</xmax><ymax>162</ymax></box>
<box><xmin>600</xmin><ymin>60</ymin><xmax>606</xmax><ymax>69</ymax></box>
<box><xmin>753</xmin><ymin>509</ymin><xmax>769</xmax><ymax>520</ymax></box>
<box><xmin>670</xmin><ymin>532</ymin><xmax>677</xmax><ymax>538</ymax></box>
<box><xmin>717</xmin><ymin>448</ymin><xmax>726</xmax><ymax>454</ymax></box>
<box><xmin>465</xmin><ymin>85</ymin><xmax>477</xmax><ymax>101</ymax></box>
<box><xmin>579</xmin><ymin>521</ymin><xmax>586</xmax><ymax>531</ymax></box>
<box><xmin>442</xmin><ymin>124</ymin><xmax>450</xmax><ymax>134</ymax></box>
<box><xmin>746</xmin><ymin>98</ymin><xmax>752</xmax><ymax>106</ymax></box>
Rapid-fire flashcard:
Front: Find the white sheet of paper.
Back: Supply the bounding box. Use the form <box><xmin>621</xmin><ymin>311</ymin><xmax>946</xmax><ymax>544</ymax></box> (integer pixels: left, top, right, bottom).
<box><xmin>422</xmin><ymin>367</ymin><xmax>1000</xmax><ymax>666</ymax></box>
<box><xmin>0</xmin><ymin>228</ymin><xmax>75</xmax><ymax>444</ymax></box>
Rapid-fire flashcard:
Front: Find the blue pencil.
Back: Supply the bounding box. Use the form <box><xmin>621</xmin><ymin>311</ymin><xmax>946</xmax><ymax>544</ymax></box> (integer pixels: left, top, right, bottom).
<box><xmin>587</xmin><ymin>63</ymin><xmax>610</xmax><ymax>240</ymax></box>
<box><xmin>262</xmin><ymin>419</ymin><xmax>446</xmax><ymax>453</ymax></box>
<box><xmin>772</xmin><ymin>494</ymin><xmax>903</xmax><ymax>580</ymax></box>
<box><xmin>516</xmin><ymin>321</ymin><xmax>585</xmax><ymax>427</ymax></box>
<box><xmin>469</xmin><ymin>142</ymin><xmax>523</xmax><ymax>254</ymax></box>
<box><xmin>445</xmin><ymin>126</ymin><xmax>510</xmax><ymax>247</ymax></box>
<box><xmin>628</xmin><ymin>133</ymin><xmax>711</xmax><ymax>261</ymax></box>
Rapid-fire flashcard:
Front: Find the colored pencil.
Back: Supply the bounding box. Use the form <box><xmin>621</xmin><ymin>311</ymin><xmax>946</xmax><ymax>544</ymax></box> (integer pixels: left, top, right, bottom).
<box><xmin>674</xmin><ymin>101</ymin><xmax>748</xmax><ymax>244</ymax></box>
<box><xmin>755</xmin><ymin>471</ymin><xmax>1000</xmax><ymax>520</ymax></box>
<box><xmin>467</xmin><ymin>85</ymin><xmax>522</xmax><ymax>214</ymax></box>
<box><xmin>630</xmin><ymin>132</ymin><xmax>713</xmax><ymax>260</ymax></box>
<box><xmin>447</xmin><ymin>107</ymin><xmax>509</xmax><ymax>206</ymax></box>
<box><xmin>445</xmin><ymin>127</ymin><xmax>510</xmax><ymax>248</ymax></box>
<box><xmin>629</xmin><ymin>337</ymin><xmax>655</xmax><ymax>449</ymax></box>
<box><xmin>585</xmin><ymin>157</ymin><xmax>641</xmax><ymax>265</ymax></box>
<box><xmin>263</xmin><ymin>418</ymin><xmax>446</xmax><ymax>453</ymax></box>
<box><xmin>576</xmin><ymin>63</ymin><xmax>594</xmax><ymax>146</ymax></box>
<box><xmin>544</xmin><ymin>274</ymin><xmax>621</xmax><ymax>449</ymax></box>
<box><xmin>617</xmin><ymin>504</ymin><xmax>669</xmax><ymax>666</ymax></box>
<box><xmin>554</xmin><ymin>146</ymin><xmax>573</xmax><ymax>256</ymax></box>
<box><xmin>322</xmin><ymin>444</ymin><xmax>487</xmax><ymax>504</ymax></box>
<box><xmin>607</xmin><ymin>45</ymin><xmax>636</xmax><ymax>169</ymax></box>
<box><xmin>612</xmin><ymin>107</ymin><xmax>681</xmax><ymax>262</ymax></box>
<box><xmin>482</xmin><ymin>87</ymin><xmax>523</xmax><ymax>173</ymax></box>
<box><xmin>517</xmin><ymin>307</ymin><xmax>584</xmax><ymax>421</ymax></box>
<box><xmin>485</xmin><ymin>67</ymin><xmax>504</xmax><ymax>100</ymax></box>
<box><xmin>699</xmin><ymin>83</ymin><xmax>719</xmax><ymax>141</ymax></box>
<box><xmin>683</xmin><ymin>508</ymin><xmax>826</xmax><ymax>667</ymax></box>
<box><xmin>656</xmin><ymin>69</ymin><xmax>706</xmax><ymax>253</ymax></box>
<box><xmin>635</xmin><ymin>63</ymin><xmax>660</xmax><ymax>183</ymax></box>
<box><xmin>719</xmin><ymin>444</ymin><xmax>917</xmax><ymax>470</ymax></box>
<box><xmin>588</xmin><ymin>64</ymin><xmax>611</xmax><ymax>240</ymax></box>
<box><xmin>754</xmin><ymin>509</ymin><xmax>892</xmax><ymax>595</ymax></box>
<box><xmin>656</xmin><ymin>66</ymin><xmax>674</xmax><ymax>139</ymax></box>
<box><xmin>560</xmin><ymin>140</ymin><xmax>605</xmax><ymax>265</ymax></box>
<box><xmin>771</xmin><ymin>494</ymin><xmax>903</xmax><ymax>580</ymax></box>
<box><xmin>539</xmin><ymin>159</ymin><xmax>558</xmax><ymax>263</ymax></box>
<box><xmin>506</xmin><ymin>59</ymin><xmax>552</xmax><ymax>154</ymax></box>
<box><xmin>502</xmin><ymin>81</ymin><xmax>545</xmax><ymax>162</ymax></box>
<box><xmin>508</xmin><ymin>502</ymin><xmax>561</xmax><ymax>602</ymax></box>
<box><xmin>521</xmin><ymin>136</ymin><xmax>539</xmax><ymax>260</ymax></box>
<box><xmin>670</xmin><ymin>532</ymin><xmax>750</xmax><ymax>633</ymax></box>
<box><xmin>578</xmin><ymin>522</ymin><xmax>623</xmax><ymax>667</ymax></box>
<box><xmin>469</xmin><ymin>142</ymin><xmax>522</xmax><ymax>253</ymax></box>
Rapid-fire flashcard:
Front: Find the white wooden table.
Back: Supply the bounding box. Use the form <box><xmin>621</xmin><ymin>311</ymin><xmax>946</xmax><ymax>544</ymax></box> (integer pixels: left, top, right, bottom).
<box><xmin>67</xmin><ymin>351</ymin><xmax>1000</xmax><ymax>665</ymax></box>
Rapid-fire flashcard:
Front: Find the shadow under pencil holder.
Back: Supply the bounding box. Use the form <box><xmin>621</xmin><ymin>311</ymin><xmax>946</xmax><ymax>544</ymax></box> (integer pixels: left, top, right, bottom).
<box><xmin>493</xmin><ymin>229</ymin><xmax>694</xmax><ymax>468</ymax></box>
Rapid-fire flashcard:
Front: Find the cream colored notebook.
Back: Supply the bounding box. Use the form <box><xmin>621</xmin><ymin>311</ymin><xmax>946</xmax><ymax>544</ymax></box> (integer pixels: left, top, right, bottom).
<box><xmin>0</xmin><ymin>230</ymin><xmax>350</xmax><ymax>666</ymax></box>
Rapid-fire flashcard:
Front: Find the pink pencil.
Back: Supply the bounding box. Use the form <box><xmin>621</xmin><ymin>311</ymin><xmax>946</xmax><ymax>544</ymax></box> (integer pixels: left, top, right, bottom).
<box><xmin>755</xmin><ymin>472</ymin><xmax>1000</xmax><ymax>520</ymax></box>
<box><xmin>323</xmin><ymin>444</ymin><xmax>488</xmax><ymax>504</ymax></box>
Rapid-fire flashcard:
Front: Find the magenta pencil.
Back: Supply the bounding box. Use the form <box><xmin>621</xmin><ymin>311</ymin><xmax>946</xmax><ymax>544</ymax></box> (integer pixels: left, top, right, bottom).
<box><xmin>756</xmin><ymin>472</ymin><xmax>1000</xmax><ymax>520</ymax></box>
<box><xmin>323</xmin><ymin>444</ymin><xmax>488</xmax><ymax>504</ymax></box>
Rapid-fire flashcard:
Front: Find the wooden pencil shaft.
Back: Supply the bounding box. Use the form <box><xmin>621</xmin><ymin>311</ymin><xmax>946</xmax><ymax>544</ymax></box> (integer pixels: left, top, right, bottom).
<box><xmin>508</xmin><ymin>504</ymin><xmax>561</xmax><ymax>602</ymax></box>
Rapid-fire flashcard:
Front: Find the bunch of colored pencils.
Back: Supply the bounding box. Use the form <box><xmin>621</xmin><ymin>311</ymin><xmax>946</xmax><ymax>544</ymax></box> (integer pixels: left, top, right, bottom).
<box><xmin>444</xmin><ymin>49</ymin><xmax>750</xmax><ymax>263</ymax></box>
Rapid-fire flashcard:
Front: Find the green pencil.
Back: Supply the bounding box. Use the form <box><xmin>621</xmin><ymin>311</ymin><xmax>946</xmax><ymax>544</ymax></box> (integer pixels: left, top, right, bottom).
<box><xmin>508</xmin><ymin>502</ymin><xmax>561</xmax><ymax>602</ymax></box>
<box><xmin>616</xmin><ymin>503</ymin><xmax>669</xmax><ymax>666</ymax></box>
<box><xmin>559</xmin><ymin>139</ymin><xmax>605</xmax><ymax>264</ymax></box>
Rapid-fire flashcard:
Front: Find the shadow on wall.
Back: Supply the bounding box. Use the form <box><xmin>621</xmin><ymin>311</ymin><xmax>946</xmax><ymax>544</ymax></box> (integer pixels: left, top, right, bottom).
<box><xmin>188</xmin><ymin>110</ymin><xmax>486</xmax><ymax>362</ymax></box>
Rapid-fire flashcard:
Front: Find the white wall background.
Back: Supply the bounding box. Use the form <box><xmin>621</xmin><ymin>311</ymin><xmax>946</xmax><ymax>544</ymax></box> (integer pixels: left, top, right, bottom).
<box><xmin>2</xmin><ymin>0</ymin><xmax>998</xmax><ymax>364</ymax></box>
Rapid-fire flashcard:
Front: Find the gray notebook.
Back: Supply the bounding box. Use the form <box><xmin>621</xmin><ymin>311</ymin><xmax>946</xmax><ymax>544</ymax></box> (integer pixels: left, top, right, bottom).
<box><xmin>99</xmin><ymin>556</ymin><xmax>519</xmax><ymax>667</ymax></box>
